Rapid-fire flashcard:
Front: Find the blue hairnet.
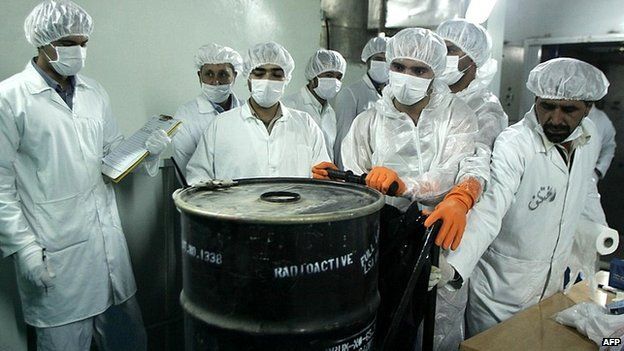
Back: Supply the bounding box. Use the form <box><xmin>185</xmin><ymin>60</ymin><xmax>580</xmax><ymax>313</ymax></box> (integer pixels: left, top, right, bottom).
<box><xmin>386</xmin><ymin>28</ymin><xmax>448</xmax><ymax>77</ymax></box>
<box><xmin>194</xmin><ymin>43</ymin><xmax>243</xmax><ymax>74</ymax></box>
<box><xmin>527</xmin><ymin>58</ymin><xmax>609</xmax><ymax>101</ymax></box>
<box><xmin>243</xmin><ymin>42</ymin><xmax>295</xmax><ymax>81</ymax></box>
<box><xmin>361</xmin><ymin>36</ymin><xmax>389</xmax><ymax>63</ymax></box>
<box><xmin>304</xmin><ymin>49</ymin><xmax>347</xmax><ymax>80</ymax></box>
<box><xmin>436</xmin><ymin>19</ymin><xmax>492</xmax><ymax>67</ymax></box>
<box><xmin>24</xmin><ymin>0</ymin><xmax>93</xmax><ymax>47</ymax></box>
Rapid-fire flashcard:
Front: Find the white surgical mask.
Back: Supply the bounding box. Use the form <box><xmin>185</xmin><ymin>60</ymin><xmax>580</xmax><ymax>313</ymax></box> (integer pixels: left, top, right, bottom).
<box><xmin>202</xmin><ymin>83</ymin><xmax>232</xmax><ymax>103</ymax></box>
<box><xmin>250</xmin><ymin>79</ymin><xmax>286</xmax><ymax>108</ymax></box>
<box><xmin>368</xmin><ymin>60</ymin><xmax>389</xmax><ymax>84</ymax></box>
<box><xmin>389</xmin><ymin>71</ymin><xmax>431</xmax><ymax>105</ymax></box>
<box><xmin>439</xmin><ymin>55</ymin><xmax>470</xmax><ymax>85</ymax></box>
<box><xmin>45</xmin><ymin>45</ymin><xmax>87</xmax><ymax>77</ymax></box>
<box><xmin>313</xmin><ymin>77</ymin><xmax>342</xmax><ymax>101</ymax></box>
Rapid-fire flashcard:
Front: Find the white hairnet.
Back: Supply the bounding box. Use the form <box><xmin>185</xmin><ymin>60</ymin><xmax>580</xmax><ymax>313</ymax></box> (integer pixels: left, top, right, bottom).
<box><xmin>436</xmin><ymin>19</ymin><xmax>492</xmax><ymax>67</ymax></box>
<box><xmin>243</xmin><ymin>41</ymin><xmax>295</xmax><ymax>81</ymax></box>
<box><xmin>194</xmin><ymin>43</ymin><xmax>243</xmax><ymax>74</ymax></box>
<box><xmin>386</xmin><ymin>28</ymin><xmax>448</xmax><ymax>77</ymax></box>
<box><xmin>304</xmin><ymin>49</ymin><xmax>347</xmax><ymax>80</ymax></box>
<box><xmin>527</xmin><ymin>58</ymin><xmax>609</xmax><ymax>101</ymax></box>
<box><xmin>24</xmin><ymin>0</ymin><xmax>93</xmax><ymax>47</ymax></box>
<box><xmin>361</xmin><ymin>36</ymin><xmax>389</xmax><ymax>63</ymax></box>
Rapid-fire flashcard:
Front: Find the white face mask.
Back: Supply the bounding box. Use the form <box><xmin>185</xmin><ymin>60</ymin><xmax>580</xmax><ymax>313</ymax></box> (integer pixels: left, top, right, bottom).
<box><xmin>45</xmin><ymin>45</ymin><xmax>87</xmax><ymax>76</ymax></box>
<box><xmin>313</xmin><ymin>77</ymin><xmax>342</xmax><ymax>101</ymax></box>
<box><xmin>250</xmin><ymin>79</ymin><xmax>286</xmax><ymax>108</ymax></box>
<box><xmin>368</xmin><ymin>60</ymin><xmax>389</xmax><ymax>84</ymax></box>
<box><xmin>202</xmin><ymin>83</ymin><xmax>232</xmax><ymax>104</ymax></box>
<box><xmin>389</xmin><ymin>71</ymin><xmax>432</xmax><ymax>106</ymax></box>
<box><xmin>439</xmin><ymin>55</ymin><xmax>470</xmax><ymax>86</ymax></box>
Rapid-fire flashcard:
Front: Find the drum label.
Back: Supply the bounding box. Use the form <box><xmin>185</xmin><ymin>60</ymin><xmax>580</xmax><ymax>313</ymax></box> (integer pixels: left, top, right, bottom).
<box><xmin>273</xmin><ymin>253</ymin><xmax>354</xmax><ymax>279</ymax></box>
<box><xmin>325</xmin><ymin>321</ymin><xmax>375</xmax><ymax>351</ymax></box>
<box><xmin>359</xmin><ymin>243</ymin><xmax>377</xmax><ymax>275</ymax></box>
<box><xmin>182</xmin><ymin>239</ymin><xmax>223</xmax><ymax>265</ymax></box>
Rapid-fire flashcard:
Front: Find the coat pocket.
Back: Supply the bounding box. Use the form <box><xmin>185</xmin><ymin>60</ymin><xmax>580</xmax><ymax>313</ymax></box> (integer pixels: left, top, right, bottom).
<box><xmin>479</xmin><ymin>248</ymin><xmax>546</xmax><ymax>307</ymax></box>
<box><xmin>35</xmin><ymin>191</ymin><xmax>95</xmax><ymax>252</ymax></box>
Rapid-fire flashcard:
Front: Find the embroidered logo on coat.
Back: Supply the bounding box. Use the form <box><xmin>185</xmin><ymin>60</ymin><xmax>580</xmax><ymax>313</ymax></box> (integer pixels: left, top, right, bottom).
<box><xmin>528</xmin><ymin>186</ymin><xmax>557</xmax><ymax>211</ymax></box>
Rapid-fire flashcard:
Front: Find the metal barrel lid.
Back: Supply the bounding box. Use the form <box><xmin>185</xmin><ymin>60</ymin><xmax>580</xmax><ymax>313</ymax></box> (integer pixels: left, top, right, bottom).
<box><xmin>173</xmin><ymin>178</ymin><xmax>385</xmax><ymax>224</ymax></box>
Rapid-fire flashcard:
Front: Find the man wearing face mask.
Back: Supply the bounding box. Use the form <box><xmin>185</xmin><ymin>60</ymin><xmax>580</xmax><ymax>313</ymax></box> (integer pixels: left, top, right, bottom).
<box><xmin>422</xmin><ymin>19</ymin><xmax>509</xmax><ymax>351</ymax></box>
<box><xmin>0</xmin><ymin>0</ymin><xmax>174</xmax><ymax>349</ymax></box>
<box><xmin>333</xmin><ymin>36</ymin><xmax>390</xmax><ymax>168</ymax></box>
<box><xmin>283</xmin><ymin>49</ymin><xmax>347</xmax><ymax>161</ymax></box>
<box><xmin>173</xmin><ymin>43</ymin><xmax>243</xmax><ymax>174</ymax></box>
<box><xmin>332</xmin><ymin>28</ymin><xmax>483</xmax><ymax>246</ymax></box>
<box><xmin>314</xmin><ymin>28</ymin><xmax>482</xmax><ymax>349</ymax></box>
<box><xmin>436</xmin><ymin>19</ymin><xmax>508</xmax><ymax>187</ymax></box>
<box><xmin>186</xmin><ymin>41</ymin><xmax>330</xmax><ymax>183</ymax></box>
<box><xmin>442</xmin><ymin>58</ymin><xmax>608</xmax><ymax>336</ymax></box>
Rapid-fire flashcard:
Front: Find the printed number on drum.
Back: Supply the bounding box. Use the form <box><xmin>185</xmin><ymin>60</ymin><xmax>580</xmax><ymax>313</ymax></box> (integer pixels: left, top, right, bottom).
<box><xmin>200</xmin><ymin>249</ymin><xmax>223</xmax><ymax>265</ymax></box>
<box><xmin>182</xmin><ymin>240</ymin><xmax>223</xmax><ymax>265</ymax></box>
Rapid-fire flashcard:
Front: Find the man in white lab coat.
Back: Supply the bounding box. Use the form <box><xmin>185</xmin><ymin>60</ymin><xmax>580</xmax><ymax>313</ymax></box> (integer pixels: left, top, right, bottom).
<box><xmin>173</xmin><ymin>43</ymin><xmax>244</xmax><ymax>175</ymax></box>
<box><xmin>441</xmin><ymin>58</ymin><xmax>609</xmax><ymax>336</ymax></box>
<box><xmin>314</xmin><ymin>27</ymin><xmax>482</xmax><ymax>350</ymax></box>
<box><xmin>582</xmin><ymin>103</ymin><xmax>617</xmax><ymax>224</ymax></box>
<box><xmin>186</xmin><ymin>41</ymin><xmax>330</xmax><ymax>183</ymax></box>
<box><xmin>283</xmin><ymin>49</ymin><xmax>347</xmax><ymax>161</ymax></box>
<box><xmin>0</xmin><ymin>1</ymin><xmax>170</xmax><ymax>350</ymax></box>
<box><xmin>587</xmin><ymin>104</ymin><xmax>616</xmax><ymax>180</ymax></box>
<box><xmin>333</xmin><ymin>36</ymin><xmax>390</xmax><ymax>168</ymax></box>
<box><xmin>436</xmin><ymin>19</ymin><xmax>508</xmax><ymax>184</ymax></box>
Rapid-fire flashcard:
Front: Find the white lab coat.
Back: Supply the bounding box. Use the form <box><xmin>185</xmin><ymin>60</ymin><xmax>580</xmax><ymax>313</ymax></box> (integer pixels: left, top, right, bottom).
<box><xmin>587</xmin><ymin>106</ymin><xmax>616</xmax><ymax>178</ymax></box>
<box><xmin>333</xmin><ymin>74</ymin><xmax>382</xmax><ymax>168</ymax></box>
<box><xmin>186</xmin><ymin>102</ymin><xmax>330</xmax><ymax>183</ymax></box>
<box><xmin>340</xmin><ymin>81</ymin><xmax>480</xmax><ymax>211</ymax></box>
<box><xmin>456</xmin><ymin>60</ymin><xmax>509</xmax><ymax>190</ymax></box>
<box><xmin>0</xmin><ymin>63</ymin><xmax>136</xmax><ymax>327</ymax></box>
<box><xmin>283</xmin><ymin>86</ymin><xmax>337</xmax><ymax>160</ymax></box>
<box><xmin>457</xmin><ymin>60</ymin><xmax>509</xmax><ymax>149</ymax></box>
<box><xmin>172</xmin><ymin>93</ymin><xmax>242</xmax><ymax>175</ymax></box>
<box><xmin>433</xmin><ymin>60</ymin><xmax>508</xmax><ymax>351</ymax></box>
<box><xmin>447</xmin><ymin>108</ymin><xmax>601</xmax><ymax>336</ymax></box>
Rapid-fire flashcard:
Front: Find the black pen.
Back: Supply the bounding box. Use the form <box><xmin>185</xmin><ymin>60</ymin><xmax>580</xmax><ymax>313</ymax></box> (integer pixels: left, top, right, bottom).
<box><xmin>598</xmin><ymin>284</ymin><xmax>623</xmax><ymax>294</ymax></box>
<box><xmin>42</xmin><ymin>248</ymin><xmax>47</xmax><ymax>294</ymax></box>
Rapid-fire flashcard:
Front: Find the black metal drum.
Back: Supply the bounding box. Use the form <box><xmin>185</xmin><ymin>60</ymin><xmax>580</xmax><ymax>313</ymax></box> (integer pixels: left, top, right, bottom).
<box><xmin>173</xmin><ymin>178</ymin><xmax>385</xmax><ymax>351</ymax></box>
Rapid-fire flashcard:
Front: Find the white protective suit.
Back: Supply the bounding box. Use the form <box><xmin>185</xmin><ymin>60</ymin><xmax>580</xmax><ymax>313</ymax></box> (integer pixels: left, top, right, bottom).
<box><xmin>173</xmin><ymin>93</ymin><xmax>242</xmax><ymax>174</ymax></box>
<box><xmin>0</xmin><ymin>62</ymin><xmax>137</xmax><ymax>327</ymax></box>
<box><xmin>283</xmin><ymin>86</ymin><xmax>337</xmax><ymax>160</ymax></box>
<box><xmin>434</xmin><ymin>18</ymin><xmax>509</xmax><ymax>349</ymax></box>
<box><xmin>186</xmin><ymin>102</ymin><xmax>330</xmax><ymax>183</ymax></box>
<box><xmin>432</xmin><ymin>59</ymin><xmax>508</xmax><ymax>351</ymax></box>
<box><xmin>587</xmin><ymin>106</ymin><xmax>616</xmax><ymax>178</ymax></box>
<box><xmin>340</xmin><ymin>80</ymin><xmax>480</xmax><ymax>211</ymax></box>
<box><xmin>333</xmin><ymin>75</ymin><xmax>382</xmax><ymax>168</ymax></box>
<box><xmin>447</xmin><ymin>108</ymin><xmax>602</xmax><ymax>336</ymax></box>
<box><xmin>457</xmin><ymin>59</ymin><xmax>509</xmax><ymax>152</ymax></box>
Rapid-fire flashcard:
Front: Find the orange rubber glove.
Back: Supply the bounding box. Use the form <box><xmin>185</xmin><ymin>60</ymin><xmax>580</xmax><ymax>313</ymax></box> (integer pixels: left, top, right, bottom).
<box><xmin>424</xmin><ymin>177</ymin><xmax>482</xmax><ymax>250</ymax></box>
<box><xmin>365</xmin><ymin>166</ymin><xmax>407</xmax><ymax>196</ymax></box>
<box><xmin>312</xmin><ymin>162</ymin><xmax>338</xmax><ymax>179</ymax></box>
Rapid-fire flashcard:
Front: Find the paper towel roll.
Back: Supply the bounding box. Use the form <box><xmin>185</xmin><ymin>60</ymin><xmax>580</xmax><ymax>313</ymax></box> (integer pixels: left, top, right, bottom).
<box><xmin>596</xmin><ymin>227</ymin><xmax>619</xmax><ymax>255</ymax></box>
<box><xmin>566</xmin><ymin>221</ymin><xmax>619</xmax><ymax>293</ymax></box>
<box><xmin>576</xmin><ymin>220</ymin><xmax>619</xmax><ymax>255</ymax></box>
